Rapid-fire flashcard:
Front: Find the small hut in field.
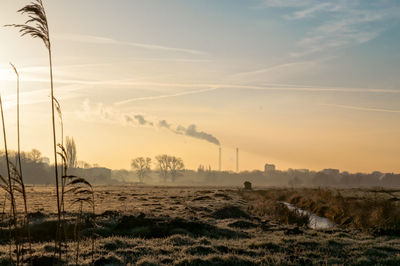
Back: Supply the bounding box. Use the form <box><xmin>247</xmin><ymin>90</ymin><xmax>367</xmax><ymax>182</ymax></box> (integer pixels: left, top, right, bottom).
<box><xmin>243</xmin><ymin>181</ymin><xmax>252</xmax><ymax>190</ymax></box>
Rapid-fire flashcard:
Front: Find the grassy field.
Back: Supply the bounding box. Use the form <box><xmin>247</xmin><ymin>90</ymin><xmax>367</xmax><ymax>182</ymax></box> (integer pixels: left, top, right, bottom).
<box><xmin>0</xmin><ymin>186</ymin><xmax>400</xmax><ymax>265</ymax></box>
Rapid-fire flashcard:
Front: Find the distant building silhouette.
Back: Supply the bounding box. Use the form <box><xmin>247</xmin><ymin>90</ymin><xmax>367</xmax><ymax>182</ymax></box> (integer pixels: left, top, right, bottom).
<box><xmin>322</xmin><ymin>168</ymin><xmax>340</xmax><ymax>176</ymax></box>
<box><xmin>288</xmin><ymin>168</ymin><xmax>309</xmax><ymax>174</ymax></box>
<box><xmin>264</xmin><ymin>163</ymin><xmax>276</xmax><ymax>176</ymax></box>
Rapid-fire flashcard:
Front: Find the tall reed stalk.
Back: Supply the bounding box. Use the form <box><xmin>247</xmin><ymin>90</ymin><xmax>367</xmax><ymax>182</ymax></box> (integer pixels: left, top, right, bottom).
<box><xmin>0</xmin><ymin>93</ymin><xmax>20</xmax><ymax>265</ymax></box>
<box><xmin>58</xmin><ymin>143</ymin><xmax>95</xmax><ymax>264</ymax></box>
<box><xmin>54</xmin><ymin>98</ymin><xmax>70</xmax><ymax>262</ymax></box>
<box><xmin>10</xmin><ymin>63</ymin><xmax>32</xmax><ymax>263</ymax></box>
<box><xmin>54</xmin><ymin>98</ymin><xmax>65</xmax><ymax>215</ymax></box>
<box><xmin>7</xmin><ymin>0</ymin><xmax>62</xmax><ymax>260</ymax></box>
<box><xmin>74</xmin><ymin>201</ymin><xmax>83</xmax><ymax>265</ymax></box>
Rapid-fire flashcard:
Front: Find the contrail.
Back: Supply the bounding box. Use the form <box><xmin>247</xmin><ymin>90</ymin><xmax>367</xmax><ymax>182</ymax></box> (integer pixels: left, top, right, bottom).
<box><xmin>114</xmin><ymin>83</ymin><xmax>400</xmax><ymax>105</ymax></box>
<box><xmin>319</xmin><ymin>103</ymin><xmax>400</xmax><ymax>113</ymax></box>
<box><xmin>55</xmin><ymin>33</ymin><xmax>208</xmax><ymax>56</ymax></box>
<box><xmin>114</xmin><ymin>87</ymin><xmax>218</xmax><ymax>105</ymax></box>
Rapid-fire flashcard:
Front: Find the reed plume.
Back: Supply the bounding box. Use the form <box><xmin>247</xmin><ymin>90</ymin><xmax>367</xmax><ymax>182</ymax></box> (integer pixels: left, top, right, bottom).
<box><xmin>6</xmin><ymin>0</ymin><xmax>62</xmax><ymax>260</ymax></box>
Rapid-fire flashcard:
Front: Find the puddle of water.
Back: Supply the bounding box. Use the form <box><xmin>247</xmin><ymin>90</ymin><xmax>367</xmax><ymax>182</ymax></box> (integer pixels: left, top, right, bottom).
<box><xmin>280</xmin><ymin>202</ymin><xmax>335</xmax><ymax>229</ymax></box>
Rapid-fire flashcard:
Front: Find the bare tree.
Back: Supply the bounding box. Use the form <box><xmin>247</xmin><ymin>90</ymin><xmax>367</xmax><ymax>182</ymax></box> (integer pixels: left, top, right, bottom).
<box><xmin>131</xmin><ymin>157</ymin><xmax>152</xmax><ymax>183</ymax></box>
<box><xmin>170</xmin><ymin>156</ymin><xmax>184</xmax><ymax>182</ymax></box>
<box><xmin>29</xmin><ymin>149</ymin><xmax>42</xmax><ymax>163</ymax></box>
<box><xmin>155</xmin><ymin>154</ymin><xmax>170</xmax><ymax>182</ymax></box>
<box><xmin>77</xmin><ymin>160</ymin><xmax>91</xmax><ymax>169</ymax></box>
<box><xmin>155</xmin><ymin>155</ymin><xmax>184</xmax><ymax>182</ymax></box>
<box><xmin>66</xmin><ymin>136</ymin><xmax>77</xmax><ymax>168</ymax></box>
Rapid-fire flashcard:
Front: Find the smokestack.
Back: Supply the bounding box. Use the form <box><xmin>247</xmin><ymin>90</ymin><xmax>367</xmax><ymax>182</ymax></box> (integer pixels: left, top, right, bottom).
<box><xmin>236</xmin><ymin>148</ymin><xmax>239</xmax><ymax>173</ymax></box>
<box><xmin>219</xmin><ymin>147</ymin><xmax>222</xmax><ymax>171</ymax></box>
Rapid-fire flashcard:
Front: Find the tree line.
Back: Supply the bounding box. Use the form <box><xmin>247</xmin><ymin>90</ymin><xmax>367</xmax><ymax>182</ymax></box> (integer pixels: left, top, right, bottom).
<box><xmin>131</xmin><ymin>155</ymin><xmax>184</xmax><ymax>183</ymax></box>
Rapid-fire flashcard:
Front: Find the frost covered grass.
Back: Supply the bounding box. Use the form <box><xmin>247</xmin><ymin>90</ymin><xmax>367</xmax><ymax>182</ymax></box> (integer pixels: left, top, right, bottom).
<box><xmin>0</xmin><ymin>186</ymin><xmax>399</xmax><ymax>265</ymax></box>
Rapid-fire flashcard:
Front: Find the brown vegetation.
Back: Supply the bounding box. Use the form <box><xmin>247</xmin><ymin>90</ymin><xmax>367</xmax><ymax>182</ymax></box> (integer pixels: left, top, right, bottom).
<box><xmin>243</xmin><ymin>187</ymin><xmax>400</xmax><ymax>234</ymax></box>
<box><xmin>0</xmin><ymin>186</ymin><xmax>399</xmax><ymax>265</ymax></box>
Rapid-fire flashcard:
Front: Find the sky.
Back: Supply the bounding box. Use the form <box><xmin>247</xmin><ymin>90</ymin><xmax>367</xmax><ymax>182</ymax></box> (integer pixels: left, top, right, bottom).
<box><xmin>0</xmin><ymin>0</ymin><xmax>399</xmax><ymax>173</ymax></box>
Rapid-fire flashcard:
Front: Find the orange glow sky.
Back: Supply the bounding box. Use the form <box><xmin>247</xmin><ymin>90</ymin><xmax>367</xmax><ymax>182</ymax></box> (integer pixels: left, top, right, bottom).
<box><xmin>0</xmin><ymin>0</ymin><xmax>399</xmax><ymax>173</ymax></box>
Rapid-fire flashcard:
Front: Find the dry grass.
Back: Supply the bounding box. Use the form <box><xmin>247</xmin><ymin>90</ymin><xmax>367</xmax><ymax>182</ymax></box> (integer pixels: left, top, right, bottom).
<box><xmin>243</xmin><ymin>190</ymin><xmax>310</xmax><ymax>227</ymax></box>
<box><xmin>243</xmin><ymin>187</ymin><xmax>400</xmax><ymax>234</ymax></box>
<box><xmin>0</xmin><ymin>186</ymin><xmax>398</xmax><ymax>265</ymax></box>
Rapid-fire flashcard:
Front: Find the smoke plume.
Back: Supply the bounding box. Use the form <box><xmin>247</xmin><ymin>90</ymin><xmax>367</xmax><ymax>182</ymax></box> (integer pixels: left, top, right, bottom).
<box><xmin>158</xmin><ymin>120</ymin><xmax>171</xmax><ymax>129</ymax></box>
<box><xmin>175</xmin><ymin>124</ymin><xmax>220</xmax><ymax>145</ymax></box>
<box><xmin>80</xmin><ymin>101</ymin><xmax>220</xmax><ymax>146</ymax></box>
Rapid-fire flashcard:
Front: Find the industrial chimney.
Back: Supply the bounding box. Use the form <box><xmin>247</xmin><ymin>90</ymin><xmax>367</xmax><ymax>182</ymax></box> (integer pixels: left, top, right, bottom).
<box><xmin>236</xmin><ymin>148</ymin><xmax>239</xmax><ymax>173</ymax></box>
<box><xmin>219</xmin><ymin>147</ymin><xmax>222</xmax><ymax>171</ymax></box>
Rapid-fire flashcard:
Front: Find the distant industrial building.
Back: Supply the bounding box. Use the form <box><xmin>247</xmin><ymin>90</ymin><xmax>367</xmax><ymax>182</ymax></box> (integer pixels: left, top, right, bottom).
<box><xmin>288</xmin><ymin>168</ymin><xmax>309</xmax><ymax>174</ymax></box>
<box><xmin>264</xmin><ymin>163</ymin><xmax>276</xmax><ymax>176</ymax></box>
<box><xmin>322</xmin><ymin>168</ymin><xmax>340</xmax><ymax>176</ymax></box>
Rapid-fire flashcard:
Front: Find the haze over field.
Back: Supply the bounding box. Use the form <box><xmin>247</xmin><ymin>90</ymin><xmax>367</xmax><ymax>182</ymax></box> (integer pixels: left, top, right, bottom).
<box><xmin>2</xmin><ymin>1</ymin><xmax>400</xmax><ymax>265</ymax></box>
<box><xmin>0</xmin><ymin>0</ymin><xmax>400</xmax><ymax>173</ymax></box>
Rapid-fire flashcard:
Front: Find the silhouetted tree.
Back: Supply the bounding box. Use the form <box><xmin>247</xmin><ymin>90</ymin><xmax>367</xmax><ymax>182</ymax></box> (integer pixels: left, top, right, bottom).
<box><xmin>77</xmin><ymin>160</ymin><xmax>91</xmax><ymax>169</ymax></box>
<box><xmin>197</xmin><ymin>165</ymin><xmax>205</xmax><ymax>173</ymax></box>
<box><xmin>66</xmin><ymin>136</ymin><xmax>77</xmax><ymax>168</ymax></box>
<box><xmin>170</xmin><ymin>156</ymin><xmax>184</xmax><ymax>182</ymax></box>
<box><xmin>131</xmin><ymin>157</ymin><xmax>152</xmax><ymax>183</ymax></box>
<box><xmin>29</xmin><ymin>149</ymin><xmax>42</xmax><ymax>163</ymax></box>
<box><xmin>155</xmin><ymin>154</ymin><xmax>170</xmax><ymax>181</ymax></box>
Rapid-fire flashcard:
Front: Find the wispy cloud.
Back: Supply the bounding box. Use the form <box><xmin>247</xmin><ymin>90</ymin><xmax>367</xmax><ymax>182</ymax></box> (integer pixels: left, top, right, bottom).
<box><xmin>320</xmin><ymin>103</ymin><xmax>400</xmax><ymax>114</ymax></box>
<box><xmin>0</xmin><ymin>63</ymin><xmax>113</xmax><ymax>84</ymax></box>
<box><xmin>259</xmin><ymin>0</ymin><xmax>400</xmax><ymax>56</ymax></box>
<box><xmin>2</xmin><ymin>84</ymin><xmax>82</xmax><ymax>110</ymax></box>
<box><xmin>114</xmin><ymin>82</ymin><xmax>400</xmax><ymax>105</ymax></box>
<box><xmin>4</xmin><ymin>61</ymin><xmax>398</xmax><ymax>108</ymax></box>
<box><xmin>257</xmin><ymin>0</ymin><xmax>313</xmax><ymax>8</ymax></box>
<box><xmin>56</xmin><ymin>33</ymin><xmax>208</xmax><ymax>56</ymax></box>
<box><xmin>287</xmin><ymin>2</ymin><xmax>334</xmax><ymax>20</ymax></box>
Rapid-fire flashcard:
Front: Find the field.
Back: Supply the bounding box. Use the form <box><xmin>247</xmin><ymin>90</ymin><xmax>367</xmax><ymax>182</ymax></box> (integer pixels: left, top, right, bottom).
<box><xmin>1</xmin><ymin>186</ymin><xmax>400</xmax><ymax>265</ymax></box>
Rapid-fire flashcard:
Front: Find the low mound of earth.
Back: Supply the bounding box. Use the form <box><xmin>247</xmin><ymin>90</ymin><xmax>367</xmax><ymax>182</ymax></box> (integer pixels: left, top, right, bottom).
<box><xmin>211</xmin><ymin>205</ymin><xmax>252</xmax><ymax>220</ymax></box>
<box><xmin>228</xmin><ymin>220</ymin><xmax>258</xmax><ymax>229</ymax></box>
<box><xmin>0</xmin><ymin>186</ymin><xmax>399</xmax><ymax>265</ymax></box>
